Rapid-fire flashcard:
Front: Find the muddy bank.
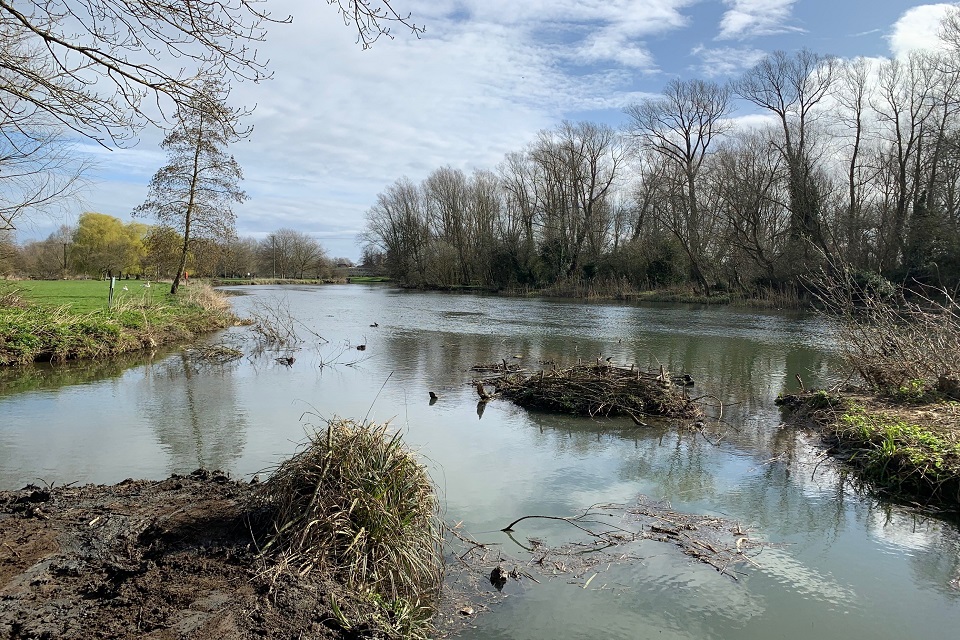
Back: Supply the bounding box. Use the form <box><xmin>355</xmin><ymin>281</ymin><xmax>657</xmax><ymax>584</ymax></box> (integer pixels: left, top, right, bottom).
<box><xmin>778</xmin><ymin>390</ymin><xmax>960</xmax><ymax>511</ymax></box>
<box><xmin>0</xmin><ymin>471</ymin><xmax>345</xmax><ymax>640</ymax></box>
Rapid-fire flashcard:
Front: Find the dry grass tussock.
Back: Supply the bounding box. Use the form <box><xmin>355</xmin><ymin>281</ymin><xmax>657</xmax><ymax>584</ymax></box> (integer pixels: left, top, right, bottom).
<box><xmin>0</xmin><ymin>282</ymin><xmax>27</xmax><ymax>309</ymax></box>
<box><xmin>813</xmin><ymin>268</ymin><xmax>960</xmax><ymax>398</ymax></box>
<box><xmin>257</xmin><ymin>417</ymin><xmax>443</xmax><ymax>637</ymax></box>
<box><xmin>179</xmin><ymin>282</ymin><xmax>233</xmax><ymax>314</ymax></box>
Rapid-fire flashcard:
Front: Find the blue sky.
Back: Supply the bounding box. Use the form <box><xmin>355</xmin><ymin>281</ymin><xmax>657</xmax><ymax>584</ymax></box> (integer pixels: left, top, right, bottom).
<box><xmin>17</xmin><ymin>1</ymin><xmax>957</xmax><ymax>260</ymax></box>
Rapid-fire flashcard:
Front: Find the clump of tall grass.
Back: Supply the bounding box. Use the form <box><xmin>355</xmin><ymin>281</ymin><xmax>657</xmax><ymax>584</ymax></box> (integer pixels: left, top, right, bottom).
<box><xmin>258</xmin><ymin>417</ymin><xmax>443</xmax><ymax>637</ymax></box>
<box><xmin>811</xmin><ymin>268</ymin><xmax>960</xmax><ymax>399</ymax></box>
<box><xmin>0</xmin><ymin>282</ymin><xmax>26</xmax><ymax>309</ymax></box>
<box><xmin>180</xmin><ymin>282</ymin><xmax>233</xmax><ymax>315</ymax></box>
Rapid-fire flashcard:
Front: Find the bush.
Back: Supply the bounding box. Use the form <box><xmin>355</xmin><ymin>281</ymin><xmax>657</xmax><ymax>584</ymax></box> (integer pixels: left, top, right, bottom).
<box><xmin>811</xmin><ymin>267</ymin><xmax>960</xmax><ymax>398</ymax></box>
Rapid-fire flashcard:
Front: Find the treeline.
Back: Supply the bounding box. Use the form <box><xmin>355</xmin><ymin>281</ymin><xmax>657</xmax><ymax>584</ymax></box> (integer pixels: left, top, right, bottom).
<box><xmin>0</xmin><ymin>213</ymin><xmax>351</xmax><ymax>280</ymax></box>
<box><xmin>362</xmin><ymin>17</ymin><xmax>960</xmax><ymax>296</ymax></box>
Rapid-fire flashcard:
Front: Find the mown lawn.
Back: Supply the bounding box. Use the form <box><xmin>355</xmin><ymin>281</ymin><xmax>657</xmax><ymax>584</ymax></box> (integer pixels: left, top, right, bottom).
<box><xmin>14</xmin><ymin>280</ymin><xmax>162</xmax><ymax>312</ymax></box>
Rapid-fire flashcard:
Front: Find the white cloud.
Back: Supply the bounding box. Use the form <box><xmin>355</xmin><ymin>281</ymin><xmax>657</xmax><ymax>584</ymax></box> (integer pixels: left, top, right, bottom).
<box><xmin>8</xmin><ymin>0</ymin><xmax>924</xmax><ymax>261</ymax></box>
<box><xmin>66</xmin><ymin>0</ymin><xmax>697</xmax><ymax>258</ymax></box>
<box><xmin>887</xmin><ymin>3</ymin><xmax>953</xmax><ymax>58</ymax></box>
<box><xmin>717</xmin><ymin>0</ymin><xmax>801</xmax><ymax>40</ymax></box>
<box><xmin>690</xmin><ymin>44</ymin><xmax>766</xmax><ymax>76</ymax></box>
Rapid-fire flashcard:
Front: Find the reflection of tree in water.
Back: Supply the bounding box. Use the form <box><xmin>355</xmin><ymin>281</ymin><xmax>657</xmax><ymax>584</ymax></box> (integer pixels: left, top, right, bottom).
<box><xmin>0</xmin><ymin>347</ymin><xmax>175</xmax><ymax>398</ymax></box>
<box><xmin>139</xmin><ymin>352</ymin><xmax>248</xmax><ymax>475</ymax></box>
<box><xmin>863</xmin><ymin>503</ymin><xmax>960</xmax><ymax>598</ymax></box>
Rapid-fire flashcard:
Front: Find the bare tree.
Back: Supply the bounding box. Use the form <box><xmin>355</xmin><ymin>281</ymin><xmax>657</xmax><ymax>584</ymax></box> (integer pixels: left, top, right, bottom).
<box><xmin>833</xmin><ymin>57</ymin><xmax>875</xmax><ymax>269</ymax></box>
<box><xmin>134</xmin><ymin>80</ymin><xmax>245</xmax><ymax>294</ymax></box>
<box><xmin>0</xmin><ymin>29</ymin><xmax>90</xmax><ymax>230</ymax></box>
<box><xmin>327</xmin><ymin>0</ymin><xmax>423</xmax><ymax>49</ymax></box>
<box><xmin>735</xmin><ymin>50</ymin><xmax>836</xmax><ymax>259</ymax></box>
<box><xmin>625</xmin><ymin>78</ymin><xmax>731</xmax><ymax>293</ymax></box>
<box><xmin>288</xmin><ymin>230</ymin><xmax>325</xmax><ymax>279</ymax></box>
<box><xmin>872</xmin><ymin>53</ymin><xmax>941</xmax><ymax>271</ymax></box>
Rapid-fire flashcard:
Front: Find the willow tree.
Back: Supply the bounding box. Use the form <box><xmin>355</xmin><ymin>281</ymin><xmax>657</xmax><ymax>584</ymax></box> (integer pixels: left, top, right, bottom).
<box><xmin>134</xmin><ymin>81</ymin><xmax>245</xmax><ymax>294</ymax></box>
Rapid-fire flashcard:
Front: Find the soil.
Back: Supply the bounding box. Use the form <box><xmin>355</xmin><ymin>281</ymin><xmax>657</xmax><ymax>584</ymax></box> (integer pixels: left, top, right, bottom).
<box><xmin>0</xmin><ymin>470</ymin><xmax>345</xmax><ymax>640</ymax></box>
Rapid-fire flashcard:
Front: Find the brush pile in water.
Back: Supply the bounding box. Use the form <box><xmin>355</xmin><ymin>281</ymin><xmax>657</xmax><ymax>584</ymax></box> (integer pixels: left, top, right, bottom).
<box><xmin>487</xmin><ymin>363</ymin><xmax>701</xmax><ymax>423</ymax></box>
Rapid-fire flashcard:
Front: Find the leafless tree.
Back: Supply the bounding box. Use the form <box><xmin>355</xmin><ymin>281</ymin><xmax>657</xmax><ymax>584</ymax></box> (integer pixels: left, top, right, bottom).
<box><xmin>735</xmin><ymin>50</ymin><xmax>837</xmax><ymax>259</ymax></box>
<box><xmin>133</xmin><ymin>80</ymin><xmax>245</xmax><ymax>294</ymax></box>
<box><xmin>362</xmin><ymin>176</ymin><xmax>430</xmax><ymax>284</ymax></box>
<box><xmin>832</xmin><ymin>57</ymin><xmax>876</xmax><ymax>269</ymax></box>
<box><xmin>872</xmin><ymin>52</ymin><xmax>941</xmax><ymax>271</ymax></box>
<box><xmin>625</xmin><ymin>78</ymin><xmax>731</xmax><ymax>293</ymax></box>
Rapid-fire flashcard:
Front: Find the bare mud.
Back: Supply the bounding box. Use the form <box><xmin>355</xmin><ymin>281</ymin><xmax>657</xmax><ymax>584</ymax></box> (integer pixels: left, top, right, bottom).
<box><xmin>0</xmin><ymin>470</ymin><xmax>344</xmax><ymax>640</ymax></box>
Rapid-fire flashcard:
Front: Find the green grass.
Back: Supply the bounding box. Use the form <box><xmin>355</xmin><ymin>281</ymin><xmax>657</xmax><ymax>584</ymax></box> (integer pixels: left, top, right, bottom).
<box><xmin>15</xmin><ymin>279</ymin><xmax>162</xmax><ymax>313</ymax></box>
<box><xmin>1</xmin><ymin>281</ymin><xmax>234</xmax><ymax>365</ymax></box>
<box><xmin>781</xmin><ymin>392</ymin><xmax>960</xmax><ymax>508</ymax></box>
<box><xmin>348</xmin><ymin>276</ymin><xmax>391</xmax><ymax>283</ymax></box>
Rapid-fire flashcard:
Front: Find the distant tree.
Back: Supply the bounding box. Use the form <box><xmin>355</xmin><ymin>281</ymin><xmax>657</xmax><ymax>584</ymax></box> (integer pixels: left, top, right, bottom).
<box><xmin>287</xmin><ymin>230</ymin><xmax>325</xmax><ymax>279</ymax></box>
<box><xmin>71</xmin><ymin>212</ymin><xmax>146</xmax><ymax>277</ymax></box>
<box><xmin>625</xmin><ymin>78</ymin><xmax>732</xmax><ymax>294</ymax></box>
<box><xmin>735</xmin><ymin>50</ymin><xmax>837</xmax><ymax>264</ymax></box>
<box><xmin>134</xmin><ymin>80</ymin><xmax>245</xmax><ymax>294</ymax></box>
<box><xmin>143</xmin><ymin>226</ymin><xmax>183</xmax><ymax>279</ymax></box>
<box><xmin>222</xmin><ymin>237</ymin><xmax>260</xmax><ymax>278</ymax></box>
<box><xmin>0</xmin><ymin>229</ymin><xmax>18</xmax><ymax>274</ymax></box>
<box><xmin>359</xmin><ymin>245</ymin><xmax>386</xmax><ymax>273</ymax></box>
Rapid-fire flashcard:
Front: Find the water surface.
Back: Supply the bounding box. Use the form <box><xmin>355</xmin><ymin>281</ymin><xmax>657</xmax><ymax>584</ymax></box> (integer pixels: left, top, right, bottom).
<box><xmin>1</xmin><ymin>285</ymin><xmax>957</xmax><ymax>638</ymax></box>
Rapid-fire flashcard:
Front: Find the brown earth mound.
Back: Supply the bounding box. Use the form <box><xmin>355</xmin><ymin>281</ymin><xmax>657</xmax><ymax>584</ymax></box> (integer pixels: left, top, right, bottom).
<box><xmin>0</xmin><ymin>470</ymin><xmax>344</xmax><ymax>640</ymax></box>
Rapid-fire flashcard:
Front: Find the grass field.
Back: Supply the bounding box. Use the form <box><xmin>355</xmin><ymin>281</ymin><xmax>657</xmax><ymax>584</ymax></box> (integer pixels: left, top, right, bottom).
<box><xmin>14</xmin><ymin>280</ymin><xmax>163</xmax><ymax>312</ymax></box>
<box><xmin>1</xmin><ymin>280</ymin><xmax>232</xmax><ymax>365</ymax></box>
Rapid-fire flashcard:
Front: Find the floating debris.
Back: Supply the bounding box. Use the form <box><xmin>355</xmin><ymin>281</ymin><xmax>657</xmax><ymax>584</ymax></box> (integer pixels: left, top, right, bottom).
<box><xmin>484</xmin><ymin>363</ymin><xmax>701</xmax><ymax>423</ymax></box>
<box><xmin>183</xmin><ymin>343</ymin><xmax>244</xmax><ymax>364</ymax></box>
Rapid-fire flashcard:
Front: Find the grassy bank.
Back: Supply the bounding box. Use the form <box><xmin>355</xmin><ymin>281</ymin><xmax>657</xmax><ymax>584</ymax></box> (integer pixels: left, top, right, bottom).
<box><xmin>778</xmin><ymin>390</ymin><xmax>960</xmax><ymax>509</ymax></box>
<box><xmin>0</xmin><ymin>280</ymin><xmax>237</xmax><ymax>366</ymax></box>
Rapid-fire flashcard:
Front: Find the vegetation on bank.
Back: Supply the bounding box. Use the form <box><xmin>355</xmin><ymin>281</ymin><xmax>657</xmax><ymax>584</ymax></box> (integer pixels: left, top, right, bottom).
<box><xmin>779</xmin><ymin>391</ymin><xmax>960</xmax><ymax>509</ymax></box>
<box><xmin>780</xmin><ymin>271</ymin><xmax>960</xmax><ymax>509</ymax></box>
<box><xmin>0</xmin><ymin>280</ymin><xmax>236</xmax><ymax>366</ymax></box>
<box><xmin>210</xmin><ymin>276</ymin><xmax>349</xmax><ymax>286</ymax></box>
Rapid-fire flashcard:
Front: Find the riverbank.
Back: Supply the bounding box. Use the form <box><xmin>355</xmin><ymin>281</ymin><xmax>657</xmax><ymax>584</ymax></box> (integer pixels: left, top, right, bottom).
<box><xmin>0</xmin><ymin>418</ymin><xmax>444</xmax><ymax>640</ymax></box>
<box><xmin>778</xmin><ymin>390</ymin><xmax>960</xmax><ymax>511</ymax></box>
<box><xmin>209</xmin><ymin>277</ymin><xmax>352</xmax><ymax>286</ymax></box>
<box><xmin>0</xmin><ymin>471</ymin><xmax>345</xmax><ymax>639</ymax></box>
<box><xmin>0</xmin><ymin>281</ymin><xmax>238</xmax><ymax>366</ymax></box>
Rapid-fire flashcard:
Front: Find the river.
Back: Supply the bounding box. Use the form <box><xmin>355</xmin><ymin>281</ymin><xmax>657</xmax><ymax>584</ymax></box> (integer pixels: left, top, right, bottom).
<box><xmin>1</xmin><ymin>284</ymin><xmax>958</xmax><ymax>638</ymax></box>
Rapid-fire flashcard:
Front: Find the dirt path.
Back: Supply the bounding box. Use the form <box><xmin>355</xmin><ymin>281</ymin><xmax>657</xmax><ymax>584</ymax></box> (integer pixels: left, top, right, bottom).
<box><xmin>0</xmin><ymin>470</ymin><xmax>341</xmax><ymax>639</ymax></box>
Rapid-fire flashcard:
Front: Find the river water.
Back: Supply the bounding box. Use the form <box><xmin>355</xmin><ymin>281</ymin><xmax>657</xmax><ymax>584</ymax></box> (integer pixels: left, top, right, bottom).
<box><xmin>1</xmin><ymin>285</ymin><xmax>958</xmax><ymax>638</ymax></box>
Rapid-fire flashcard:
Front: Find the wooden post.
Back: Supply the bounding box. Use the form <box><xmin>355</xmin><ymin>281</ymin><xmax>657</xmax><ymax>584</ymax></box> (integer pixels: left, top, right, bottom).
<box><xmin>108</xmin><ymin>277</ymin><xmax>115</xmax><ymax>308</ymax></box>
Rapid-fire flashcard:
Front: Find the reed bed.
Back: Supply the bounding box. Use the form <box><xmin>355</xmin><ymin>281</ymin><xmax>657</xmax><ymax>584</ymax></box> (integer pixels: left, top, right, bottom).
<box><xmin>258</xmin><ymin>417</ymin><xmax>443</xmax><ymax>637</ymax></box>
<box><xmin>488</xmin><ymin>363</ymin><xmax>701</xmax><ymax>423</ymax></box>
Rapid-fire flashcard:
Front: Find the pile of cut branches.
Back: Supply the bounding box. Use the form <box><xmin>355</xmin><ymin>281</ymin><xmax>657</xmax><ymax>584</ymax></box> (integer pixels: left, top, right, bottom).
<box><xmin>486</xmin><ymin>363</ymin><xmax>701</xmax><ymax>423</ymax></box>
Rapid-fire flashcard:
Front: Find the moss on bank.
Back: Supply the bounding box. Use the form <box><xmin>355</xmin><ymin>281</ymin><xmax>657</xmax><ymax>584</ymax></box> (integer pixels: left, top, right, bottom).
<box><xmin>778</xmin><ymin>390</ymin><xmax>960</xmax><ymax>510</ymax></box>
<box><xmin>0</xmin><ymin>282</ymin><xmax>237</xmax><ymax>366</ymax></box>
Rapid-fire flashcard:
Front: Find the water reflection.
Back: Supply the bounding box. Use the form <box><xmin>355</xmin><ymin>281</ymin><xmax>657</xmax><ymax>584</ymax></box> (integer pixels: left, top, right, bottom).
<box><xmin>1</xmin><ymin>285</ymin><xmax>958</xmax><ymax>639</ymax></box>
<box><xmin>139</xmin><ymin>352</ymin><xmax>249</xmax><ymax>475</ymax></box>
